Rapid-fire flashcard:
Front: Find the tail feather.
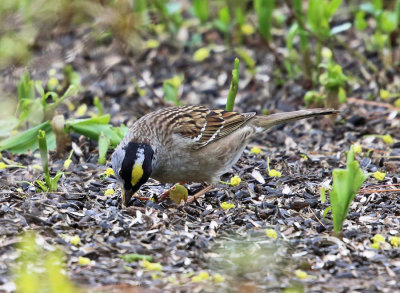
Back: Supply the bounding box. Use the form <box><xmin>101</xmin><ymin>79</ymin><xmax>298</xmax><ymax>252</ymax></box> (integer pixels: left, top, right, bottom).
<box><xmin>254</xmin><ymin>108</ymin><xmax>339</xmax><ymax>129</ymax></box>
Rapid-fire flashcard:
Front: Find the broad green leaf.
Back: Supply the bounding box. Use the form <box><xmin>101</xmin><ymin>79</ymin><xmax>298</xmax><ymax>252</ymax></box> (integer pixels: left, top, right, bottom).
<box><xmin>67</xmin><ymin>115</ymin><xmax>110</xmax><ymax>127</ymax></box>
<box><xmin>66</xmin><ymin>115</ymin><xmax>122</xmax><ymax>146</ymax></box>
<box><xmin>0</xmin><ymin>121</ymin><xmax>56</xmax><ymax>154</ymax></box>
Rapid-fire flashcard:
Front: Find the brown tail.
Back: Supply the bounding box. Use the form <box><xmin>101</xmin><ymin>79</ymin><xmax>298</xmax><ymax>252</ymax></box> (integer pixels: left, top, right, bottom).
<box><xmin>253</xmin><ymin>108</ymin><xmax>339</xmax><ymax>129</ymax></box>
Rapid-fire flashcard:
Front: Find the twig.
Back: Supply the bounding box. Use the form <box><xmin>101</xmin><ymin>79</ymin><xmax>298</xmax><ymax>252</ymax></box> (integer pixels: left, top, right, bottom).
<box><xmin>187</xmin><ymin>185</ymin><xmax>213</xmax><ymax>203</ymax></box>
<box><xmin>360</xmin><ymin>183</ymin><xmax>400</xmax><ymax>190</ymax></box>
<box><xmin>308</xmin><ymin>206</ymin><xmax>326</xmax><ymax>228</ymax></box>
<box><xmin>347</xmin><ymin>97</ymin><xmax>400</xmax><ymax>111</ymax></box>
<box><xmin>361</xmin><ymin>146</ymin><xmax>388</xmax><ymax>154</ymax></box>
<box><xmin>358</xmin><ymin>188</ymin><xmax>400</xmax><ymax>194</ymax></box>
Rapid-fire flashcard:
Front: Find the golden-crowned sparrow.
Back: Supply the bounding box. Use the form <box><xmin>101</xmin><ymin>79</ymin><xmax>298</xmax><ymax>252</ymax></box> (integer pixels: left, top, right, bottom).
<box><xmin>112</xmin><ymin>106</ymin><xmax>337</xmax><ymax>205</ymax></box>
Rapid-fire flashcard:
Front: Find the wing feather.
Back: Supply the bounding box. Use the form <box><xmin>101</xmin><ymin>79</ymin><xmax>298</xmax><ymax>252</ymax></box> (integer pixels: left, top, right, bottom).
<box><xmin>171</xmin><ymin>106</ymin><xmax>255</xmax><ymax>149</ymax></box>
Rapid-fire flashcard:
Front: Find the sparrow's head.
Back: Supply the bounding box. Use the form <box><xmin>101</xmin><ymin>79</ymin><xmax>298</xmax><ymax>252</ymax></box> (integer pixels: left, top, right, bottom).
<box><xmin>111</xmin><ymin>142</ymin><xmax>154</xmax><ymax>206</ymax></box>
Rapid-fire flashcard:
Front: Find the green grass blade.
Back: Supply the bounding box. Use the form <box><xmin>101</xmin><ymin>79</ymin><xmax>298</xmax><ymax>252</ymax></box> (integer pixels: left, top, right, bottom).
<box><xmin>37</xmin><ymin>130</ymin><xmax>51</xmax><ymax>188</ymax></box>
<box><xmin>225</xmin><ymin>58</ymin><xmax>239</xmax><ymax>111</ymax></box>
<box><xmin>254</xmin><ymin>0</ymin><xmax>275</xmax><ymax>41</ymax></box>
<box><xmin>193</xmin><ymin>0</ymin><xmax>209</xmax><ymax>23</ymax></box>
<box><xmin>98</xmin><ymin>132</ymin><xmax>110</xmax><ymax>165</ymax></box>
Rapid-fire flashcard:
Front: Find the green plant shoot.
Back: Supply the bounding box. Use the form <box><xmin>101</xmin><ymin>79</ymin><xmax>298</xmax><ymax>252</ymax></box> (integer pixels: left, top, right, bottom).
<box><xmin>214</xmin><ymin>6</ymin><xmax>231</xmax><ymax>38</ymax></box>
<box><xmin>193</xmin><ymin>0</ymin><xmax>209</xmax><ymax>23</ymax></box>
<box><xmin>15</xmin><ymin>71</ymin><xmax>79</xmax><ymax>127</ymax></box>
<box><xmin>329</xmin><ymin>145</ymin><xmax>370</xmax><ymax>234</ymax></box>
<box><xmin>37</xmin><ymin>130</ymin><xmax>63</xmax><ymax>192</ymax></box>
<box><xmin>93</xmin><ymin>97</ymin><xmax>104</xmax><ymax>116</ymax></box>
<box><xmin>254</xmin><ymin>0</ymin><xmax>275</xmax><ymax>42</ymax></box>
<box><xmin>64</xmin><ymin>65</ymin><xmax>81</xmax><ymax>88</ymax></box>
<box><xmin>319</xmin><ymin>61</ymin><xmax>347</xmax><ymax>111</ymax></box>
<box><xmin>307</xmin><ymin>0</ymin><xmax>343</xmax><ymax>39</ymax></box>
<box><xmin>225</xmin><ymin>58</ymin><xmax>239</xmax><ymax>112</ymax></box>
<box><xmin>98</xmin><ymin>131</ymin><xmax>110</xmax><ymax>165</ymax></box>
<box><xmin>38</xmin><ymin>130</ymin><xmax>51</xmax><ymax>188</ymax></box>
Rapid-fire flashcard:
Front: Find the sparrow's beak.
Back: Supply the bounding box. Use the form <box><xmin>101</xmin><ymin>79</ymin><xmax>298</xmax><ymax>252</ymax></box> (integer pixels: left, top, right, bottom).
<box><xmin>122</xmin><ymin>188</ymin><xmax>134</xmax><ymax>207</ymax></box>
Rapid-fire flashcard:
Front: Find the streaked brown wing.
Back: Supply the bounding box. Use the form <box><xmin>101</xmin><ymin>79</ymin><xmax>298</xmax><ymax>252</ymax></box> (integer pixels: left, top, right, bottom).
<box><xmin>173</xmin><ymin>106</ymin><xmax>256</xmax><ymax>149</ymax></box>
